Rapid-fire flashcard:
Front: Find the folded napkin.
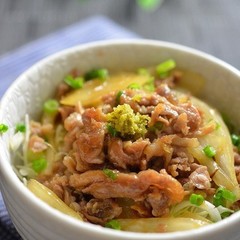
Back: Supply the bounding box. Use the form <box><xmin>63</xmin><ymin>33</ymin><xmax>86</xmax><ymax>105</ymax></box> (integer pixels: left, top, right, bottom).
<box><xmin>0</xmin><ymin>15</ymin><xmax>138</xmax><ymax>240</ymax></box>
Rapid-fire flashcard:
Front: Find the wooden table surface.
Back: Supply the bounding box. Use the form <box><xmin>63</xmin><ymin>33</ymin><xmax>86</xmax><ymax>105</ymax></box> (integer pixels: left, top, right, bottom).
<box><xmin>0</xmin><ymin>0</ymin><xmax>240</xmax><ymax>69</ymax></box>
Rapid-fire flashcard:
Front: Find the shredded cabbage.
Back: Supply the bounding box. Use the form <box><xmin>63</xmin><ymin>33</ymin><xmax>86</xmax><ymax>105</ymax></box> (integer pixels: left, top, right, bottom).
<box><xmin>170</xmin><ymin>199</ymin><xmax>234</xmax><ymax>223</ymax></box>
<box><xmin>23</xmin><ymin>114</ymin><xmax>30</xmax><ymax>166</ymax></box>
<box><xmin>10</xmin><ymin>132</ymin><xmax>24</xmax><ymax>151</ymax></box>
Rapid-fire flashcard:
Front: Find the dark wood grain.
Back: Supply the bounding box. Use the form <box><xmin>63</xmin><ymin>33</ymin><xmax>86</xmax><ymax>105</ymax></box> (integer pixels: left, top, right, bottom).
<box><xmin>0</xmin><ymin>0</ymin><xmax>240</xmax><ymax>68</ymax></box>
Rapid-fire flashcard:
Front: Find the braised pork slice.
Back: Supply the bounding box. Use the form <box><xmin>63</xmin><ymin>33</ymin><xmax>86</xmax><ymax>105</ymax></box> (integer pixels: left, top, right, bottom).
<box><xmin>150</xmin><ymin>100</ymin><xmax>201</xmax><ymax>135</ymax></box>
<box><xmin>80</xmin><ymin>198</ymin><xmax>122</xmax><ymax>224</ymax></box>
<box><xmin>28</xmin><ymin>135</ymin><xmax>48</xmax><ymax>153</ymax></box>
<box><xmin>144</xmin><ymin>134</ymin><xmax>199</xmax><ymax>163</ymax></box>
<box><xmin>69</xmin><ymin>169</ymin><xmax>184</xmax><ymax>207</ymax></box>
<box><xmin>74</xmin><ymin>108</ymin><xmax>106</xmax><ymax>164</ymax></box>
<box><xmin>188</xmin><ymin>165</ymin><xmax>211</xmax><ymax>189</ymax></box>
<box><xmin>108</xmin><ymin>138</ymin><xmax>150</xmax><ymax>170</ymax></box>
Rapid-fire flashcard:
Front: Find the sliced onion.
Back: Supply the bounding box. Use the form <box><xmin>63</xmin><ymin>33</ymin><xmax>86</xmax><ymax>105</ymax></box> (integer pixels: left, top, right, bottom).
<box><xmin>199</xmin><ymin>201</ymin><xmax>221</xmax><ymax>222</ymax></box>
<box><xmin>118</xmin><ymin>217</ymin><xmax>209</xmax><ymax>233</ymax></box>
<box><xmin>10</xmin><ymin>132</ymin><xmax>24</xmax><ymax>151</ymax></box>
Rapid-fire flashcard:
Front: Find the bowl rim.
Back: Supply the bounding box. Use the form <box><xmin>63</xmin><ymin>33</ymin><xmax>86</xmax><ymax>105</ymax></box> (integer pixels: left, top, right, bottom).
<box><xmin>1</xmin><ymin>39</ymin><xmax>240</xmax><ymax>239</ymax></box>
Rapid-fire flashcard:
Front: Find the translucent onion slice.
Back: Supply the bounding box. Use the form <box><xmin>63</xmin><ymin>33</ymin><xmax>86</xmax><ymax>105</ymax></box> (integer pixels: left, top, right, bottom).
<box><xmin>187</xmin><ymin>96</ymin><xmax>240</xmax><ymax>199</ymax></box>
<box><xmin>200</xmin><ymin>201</ymin><xmax>221</xmax><ymax>222</ymax></box>
<box><xmin>27</xmin><ymin>179</ymin><xmax>82</xmax><ymax>220</ymax></box>
<box><xmin>60</xmin><ymin>73</ymin><xmax>150</xmax><ymax>106</ymax></box>
<box><xmin>188</xmin><ymin>146</ymin><xmax>236</xmax><ymax>192</ymax></box>
<box><xmin>10</xmin><ymin>132</ymin><xmax>24</xmax><ymax>151</ymax></box>
<box><xmin>170</xmin><ymin>200</ymin><xmax>220</xmax><ymax>223</ymax></box>
<box><xmin>118</xmin><ymin>217</ymin><xmax>209</xmax><ymax>233</ymax></box>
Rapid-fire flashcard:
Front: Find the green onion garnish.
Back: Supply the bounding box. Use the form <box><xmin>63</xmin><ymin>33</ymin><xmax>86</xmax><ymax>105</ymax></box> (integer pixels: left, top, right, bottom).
<box><xmin>84</xmin><ymin>68</ymin><xmax>108</xmax><ymax>81</ymax></box>
<box><xmin>116</xmin><ymin>90</ymin><xmax>124</xmax><ymax>105</ymax></box>
<box><xmin>137</xmin><ymin>0</ymin><xmax>162</xmax><ymax>10</ymax></box>
<box><xmin>213</xmin><ymin>187</ymin><xmax>236</xmax><ymax>207</ymax></box>
<box><xmin>43</xmin><ymin>99</ymin><xmax>59</xmax><ymax>115</ymax></box>
<box><xmin>221</xmin><ymin>188</ymin><xmax>237</xmax><ymax>201</ymax></box>
<box><xmin>221</xmin><ymin>211</ymin><xmax>232</xmax><ymax>219</ymax></box>
<box><xmin>127</xmin><ymin>83</ymin><xmax>141</xmax><ymax>89</ymax></box>
<box><xmin>231</xmin><ymin>134</ymin><xmax>240</xmax><ymax>146</ymax></box>
<box><xmin>107</xmin><ymin>124</ymin><xmax>118</xmax><ymax>137</ymax></box>
<box><xmin>156</xmin><ymin>59</ymin><xmax>176</xmax><ymax>77</ymax></box>
<box><xmin>189</xmin><ymin>193</ymin><xmax>204</xmax><ymax>206</ymax></box>
<box><xmin>143</xmin><ymin>77</ymin><xmax>155</xmax><ymax>92</ymax></box>
<box><xmin>213</xmin><ymin>196</ymin><xmax>224</xmax><ymax>207</ymax></box>
<box><xmin>15</xmin><ymin>123</ymin><xmax>26</xmax><ymax>133</ymax></box>
<box><xmin>64</xmin><ymin>75</ymin><xmax>84</xmax><ymax>89</ymax></box>
<box><xmin>203</xmin><ymin>145</ymin><xmax>216</xmax><ymax>158</ymax></box>
<box><xmin>32</xmin><ymin>158</ymin><xmax>47</xmax><ymax>173</ymax></box>
<box><xmin>105</xmin><ymin>219</ymin><xmax>121</xmax><ymax>230</ymax></box>
<box><xmin>103</xmin><ymin>168</ymin><xmax>117</xmax><ymax>180</ymax></box>
<box><xmin>0</xmin><ymin>123</ymin><xmax>8</xmax><ymax>134</ymax></box>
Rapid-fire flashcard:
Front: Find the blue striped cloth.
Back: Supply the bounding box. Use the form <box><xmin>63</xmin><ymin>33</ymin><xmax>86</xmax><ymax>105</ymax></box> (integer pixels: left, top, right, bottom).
<box><xmin>0</xmin><ymin>15</ymin><xmax>138</xmax><ymax>239</ymax></box>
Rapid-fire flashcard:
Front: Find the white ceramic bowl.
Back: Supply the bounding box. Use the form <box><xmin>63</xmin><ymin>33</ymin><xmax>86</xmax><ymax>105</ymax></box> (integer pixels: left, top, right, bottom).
<box><xmin>1</xmin><ymin>40</ymin><xmax>240</xmax><ymax>240</ymax></box>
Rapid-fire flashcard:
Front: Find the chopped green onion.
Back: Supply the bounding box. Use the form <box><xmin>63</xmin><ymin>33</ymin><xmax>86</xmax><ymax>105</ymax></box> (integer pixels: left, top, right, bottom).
<box><xmin>84</xmin><ymin>68</ymin><xmax>108</xmax><ymax>81</ymax></box>
<box><xmin>213</xmin><ymin>187</ymin><xmax>236</xmax><ymax>207</ymax></box>
<box><xmin>158</xmin><ymin>72</ymin><xmax>169</xmax><ymax>78</ymax></box>
<box><xmin>231</xmin><ymin>134</ymin><xmax>240</xmax><ymax>146</ymax></box>
<box><xmin>148</xmin><ymin>122</ymin><xmax>163</xmax><ymax>132</ymax></box>
<box><xmin>221</xmin><ymin>188</ymin><xmax>237</xmax><ymax>202</ymax></box>
<box><xmin>15</xmin><ymin>123</ymin><xmax>26</xmax><ymax>133</ymax></box>
<box><xmin>105</xmin><ymin>219</ymin><xmax>121</xmax><ymax>230</ymax></box>
<box><xmin>116</xmin><ymin>90</ymin><xmax>124</xmax><ymax>105</ymax></box>
<box><xmin>143</xmin><ymin>77</ymin><xmax>155</xmax><ymax>92</ymax></box>
<box><xmin>127</xmin><ymin>83</ymin><xmax>141</xmax><ymax>89</ymax></box>
<box><xmin>156</xmin><ymin>59</ymin><xmax>176</xmax><ymax>77</ymax></box>
<box><xmin>221</xmin><ymin>211</ymin><xmax>231</xmax><ymax>218</ymax></box>
<box><xmin>189</xmin><ymin>193</ymin><xmax>204</xmax><ymax>206</ymax></box>
<box><xmin>0</xmin><ymin>123</ymin><xmax>8</xmax><ymax>134</ymax></box>
<box><xmin>216</xmin><ymin>205</ymin><xmax>234</xmax><ymax>219</ymax></box>
<box><xmin>64</xmin><ymin>75</ymin><xmax>84</xmax><ymax>89</ymax></box>
<box><xmin>137</xmin><ymin>0</ymin><xmax>162</xmax><ymax>10</ymax></box>
<box><xmin>103</xmin><ymin>168</ymin><xmax>117</xmax><ymax>180</ymax></box>
<box><xmin>203</xmin><ymin>145</ymin><xmax>216</xmax><ymax>158</ymax></box>
<box><xmin>232</xmin><ymin>132</ymin><xmax>240</xmax><ymax>151</ymax></box>
<box><xmin>43</xmin><ymin>99</ymin><xmax>59</xmax><ymax>115</ymax></box>
<box><xmin>107</xmin><ymin>124</ymin><xmax>118</xmax><ymax>137</ymax></box>
<box><xmin>32</xmin><ymin>158</ymin><xmax>47</xmax><ymax>173</ymax></box>
<box><xmin>213</xmin><ymin>194</ymin><xmax>224</xmax><ymax>207</ymax></box>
